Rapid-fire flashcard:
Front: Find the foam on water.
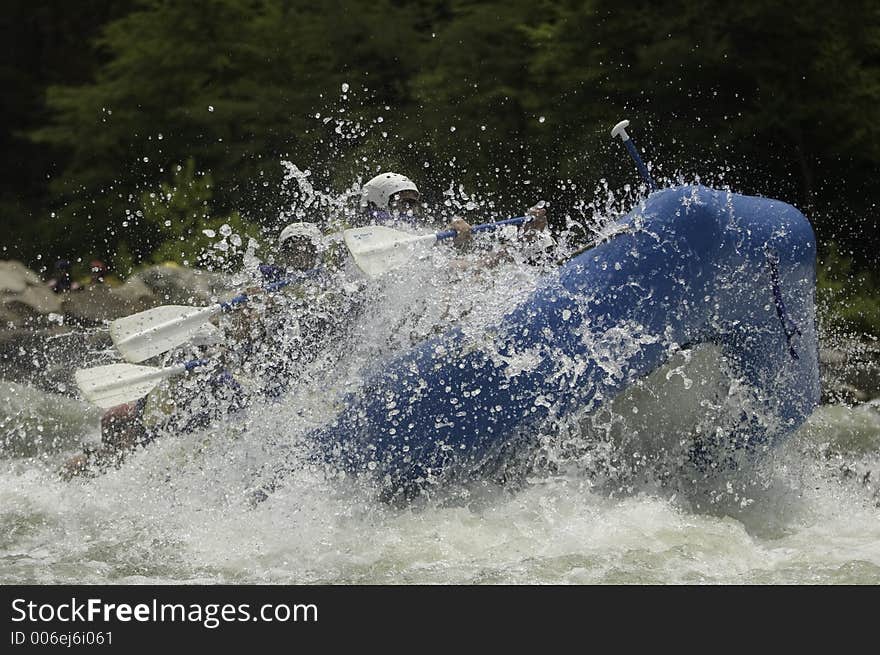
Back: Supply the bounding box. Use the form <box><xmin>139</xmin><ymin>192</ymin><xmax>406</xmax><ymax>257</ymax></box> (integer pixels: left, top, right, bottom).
<box><xmin>3</xmin><ymin>399</ymin><xmax>880</xmax><ymax>584</ymax></box>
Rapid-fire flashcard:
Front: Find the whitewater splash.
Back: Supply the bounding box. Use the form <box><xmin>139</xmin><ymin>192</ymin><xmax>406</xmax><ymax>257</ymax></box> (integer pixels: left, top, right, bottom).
<box><xmin>2</xmin><ymin>177</ymin><xmax>879</xmax><ymax>584</ymax></box>
<box><xmin>2</xmin><ymin>379</ymin><xmax>879</xmax><ymax>583</ymax></box>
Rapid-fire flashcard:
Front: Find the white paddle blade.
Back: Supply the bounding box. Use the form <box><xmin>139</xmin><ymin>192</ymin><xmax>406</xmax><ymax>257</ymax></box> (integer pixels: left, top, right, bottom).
<box><xmin>75</xmin><ymin>363</ymin><xmax>179</xmax><ymax>409</ymax></box>
<box><xmin>343</xmin><ymin>226</ymin><xmax>436</xmax><ymax>277</ymax></box>
<box><xmin>110</xmin><ymin>304</ymin><xmax>219</xmax><ymax>363</ymax></box>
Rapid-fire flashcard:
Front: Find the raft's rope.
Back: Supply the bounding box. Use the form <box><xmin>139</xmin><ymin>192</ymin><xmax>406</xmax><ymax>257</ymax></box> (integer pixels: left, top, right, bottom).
<box><xmin>764</xmin><ymin>245</ymin><xmax>802</xmax><ymax>360</ymax></box>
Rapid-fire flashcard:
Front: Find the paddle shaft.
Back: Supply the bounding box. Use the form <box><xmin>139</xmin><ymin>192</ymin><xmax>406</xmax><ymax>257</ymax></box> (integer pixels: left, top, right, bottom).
<box><xmin>623</xmin><ymin>139</ymin><xmax>656</xmax><ymax>191</ymax></box>
<box><xmin>612</xmin><ymin>120</ymin><xmax>656</xmax><ymax>191</ymax></box>
<box><xmin>217</xmin><ymin>272</ymin><xmax>312</xmax><ymax>311</ymax></box>
<box><xmin>434</xmin><ymin>215</ymin><xmax>529</xmax><ymax>241</ymax></box>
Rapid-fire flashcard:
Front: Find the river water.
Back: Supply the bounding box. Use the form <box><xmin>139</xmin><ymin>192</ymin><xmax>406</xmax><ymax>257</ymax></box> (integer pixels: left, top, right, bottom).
<box><xmin>2</xmin><ymin>212</ymin><xmax>879</xmax><ymax>585</ymax></box>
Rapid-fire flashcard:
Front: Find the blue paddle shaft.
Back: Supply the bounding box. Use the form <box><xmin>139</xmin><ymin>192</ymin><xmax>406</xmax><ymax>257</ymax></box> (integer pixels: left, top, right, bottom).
<box><xmin>434</xmin><ymin>215</ymin><xmax>529</xmax><ymax>241</ymax></box>
<box><xmin>218</xmin><ymin>267</ymin><xmax>323</xmax><ymax>311</ymax></box>
<box><xmin>623</xmin><ymin>139</ymin><xmax>656</xmax><ymax>191</ymax></box>
<box><xmin>220</xmin><ymin>293</ymin><xmax>251</xmax><ymax>310</ymax></box>
<box><xmin>263</xmin><ymin>278</ymin><xmax>294</xmax><ymax>294</ymax></box>
<box><xmin>184</xmin><ymin>358</ymin><xmax>210</xmax><ymax>372</ymax></box>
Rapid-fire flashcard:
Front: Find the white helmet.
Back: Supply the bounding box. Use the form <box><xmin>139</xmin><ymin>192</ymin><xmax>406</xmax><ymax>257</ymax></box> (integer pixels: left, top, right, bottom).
<box><xmin>278</xmin><ymin>222</ymin><xmax>323</xmax><ymax>247</ymax></box>
<box><xmin>361</xmin><ymin>172</ymin><xmax>419</xmax><ymax>209</ymax></box>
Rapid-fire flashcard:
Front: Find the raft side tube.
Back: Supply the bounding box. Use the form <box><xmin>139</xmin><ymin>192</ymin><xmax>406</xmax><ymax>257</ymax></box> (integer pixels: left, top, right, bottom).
<box><xmin>308</xmin><ymin>185</ymin><xmax>819</xmax><ymax>491</ymax></box>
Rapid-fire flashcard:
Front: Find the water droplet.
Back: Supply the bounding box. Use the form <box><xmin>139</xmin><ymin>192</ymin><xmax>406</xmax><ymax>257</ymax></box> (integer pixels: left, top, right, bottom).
<box><xmin>538</xmin><ymin>116</ymin><xmax>545</xmax><ymax>123</ymax></box>
<box><xmin>341</xmin><ymin>82</ymin><xmax>349</xmax><ymax>92</ymax></box>
<box><xmin>208</xmin><ymin>105</ymin><xmax>214</xmax><ymax>112</ymax></box>
<box><xmin>202</xmin><ymin>229</ymin><xmax>216</xmax><ymax>238</ymax></box>
<box><xmin>219</xmin><ymin>223</ymin><xmax>232</xmax><ymax>237</ymax></box>
<box><xmin>450</xmin><ymin>126</ymin><xmax>456</xmax><ymax>132</ymax></box>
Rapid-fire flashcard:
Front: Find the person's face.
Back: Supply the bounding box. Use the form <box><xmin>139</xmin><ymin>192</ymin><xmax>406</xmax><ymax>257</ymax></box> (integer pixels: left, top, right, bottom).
<box><xmin>388</xmin><ymin>190</ymin><xmax>421</xmax><ymax>219</ymax></box>
<box><xmin>278</xmin><ymin>237</ymin><xmax>318</xmax><ymax>271</ymax></box>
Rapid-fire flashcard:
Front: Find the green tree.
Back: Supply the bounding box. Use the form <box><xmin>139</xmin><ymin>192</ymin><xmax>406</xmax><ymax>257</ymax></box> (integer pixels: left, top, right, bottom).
<box><xmin>30</xmin><ymin>0</ymin><xmax>423</xmax><ymax>267</ymax></box>
<box><xmin>525</xmin><ymin>0</ymin><xmax>880</xmax><ymax>245</ymax></box>
<box><xmin>0</xmin><ymin>0</ymin><xmax>135</xmax><ymax>266</ymax></box>
<box><xmin>137</xmin><ymin>158</ymin><xmax>260</xmax><ymax>271</ymax></box>
<box><xmin>818</xmin><ymin>243</ymin><xmax>880</xmax><ymax>337</ymax></box>
<box><xmin>16</xmin><ymin>0</ymin><xmax>880</xmax><ymax>284</ymax></box>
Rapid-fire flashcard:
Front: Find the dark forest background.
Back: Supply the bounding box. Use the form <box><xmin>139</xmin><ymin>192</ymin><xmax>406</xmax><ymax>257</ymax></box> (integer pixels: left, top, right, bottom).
<box><xmin>2</xmin><ymin>0</ymin><xmax>879</xmax><ymax>331</ymax></box>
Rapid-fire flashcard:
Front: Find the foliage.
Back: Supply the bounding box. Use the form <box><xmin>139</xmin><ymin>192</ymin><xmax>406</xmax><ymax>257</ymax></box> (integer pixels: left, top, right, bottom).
<box><xmin>2</xmin><ymin>0</ymin><xmax>879</xmax><ymax>307</ymax></box>
<box><xmin>137</xmin><ymin>158</ymin><xmax>261</xmax><ymax>271</ymax></box>
<box><xmin>817</xmin><ymin>243</ymin><xmax>880</xmax><ymax>338</ymax></box>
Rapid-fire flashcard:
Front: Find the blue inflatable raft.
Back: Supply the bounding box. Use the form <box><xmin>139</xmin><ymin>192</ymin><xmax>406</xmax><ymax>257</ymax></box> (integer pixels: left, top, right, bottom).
<box><xmin>308</xmin><ymin>185</ymin><xmax>820</xmax><ymax>495</ymax></box>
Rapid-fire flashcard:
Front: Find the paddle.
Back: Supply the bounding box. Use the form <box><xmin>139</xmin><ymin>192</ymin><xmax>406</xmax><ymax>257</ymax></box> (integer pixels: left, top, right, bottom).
<box><xmin>343</xmin><ymin>215</ymin><xmax>530</xmax><ymax>277</ymax></box>
<box><xmin>74</xmin><ymin>358</ymin><xmax>208</xmax><ymax>409</ymax></box>
<box><xmin>109</xmin><ymin>276</ymin><xmax>300</xmax><ymax>363</ymax></box>
<box><xmin>611</xmin><ymin>119</ymin><xmax>656</xmax><ymax>191</ymax></box>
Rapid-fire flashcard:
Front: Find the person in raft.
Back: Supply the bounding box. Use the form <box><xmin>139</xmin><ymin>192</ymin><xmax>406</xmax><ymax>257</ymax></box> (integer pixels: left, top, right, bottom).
<box><xmin>59</xmin><ymin>223</ymin><xmax>351</xmax><ymax>480</ymax></box>
<box><xmin>358</xmin><ymin>171</ymin><xmax>552</xmax><ymax>260</ymax></box>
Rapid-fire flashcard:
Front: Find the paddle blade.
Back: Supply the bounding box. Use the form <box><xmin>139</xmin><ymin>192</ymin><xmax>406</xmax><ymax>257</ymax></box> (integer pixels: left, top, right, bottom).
<box><xmin>110</xmin><ymin>304</ymin><xmax>218</xmax><ymax>363</ymax></box>
<box><xmin>343</xmin><ymin>226</ymin><xmax>436</xmax><ymax>277</ymax></box>
<box><xmin>75</xmin><ymin>363</ymin><xmax>174</xmax><ymax>409</ymax></box>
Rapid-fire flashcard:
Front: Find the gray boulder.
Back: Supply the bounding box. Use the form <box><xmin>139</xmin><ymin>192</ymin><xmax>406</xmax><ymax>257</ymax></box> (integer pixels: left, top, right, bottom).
<box><xmin>61</xmin><ymin>284</ymin><xmax>153</xmax><ymax>327</ymax></box>
<box><xmin>2</xmin><ymin>283</ymin><xmax>63</xmax><ymax>320</ymax></box>
<box><xmin>0</xmin><ymin>260</ymin><xmax>41</xmax><ymax>293</ymax></box>
<box><xmin>131</xmin><ymin>263</ymin><xmax>232</xmax><ymax>305</ymax></box>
